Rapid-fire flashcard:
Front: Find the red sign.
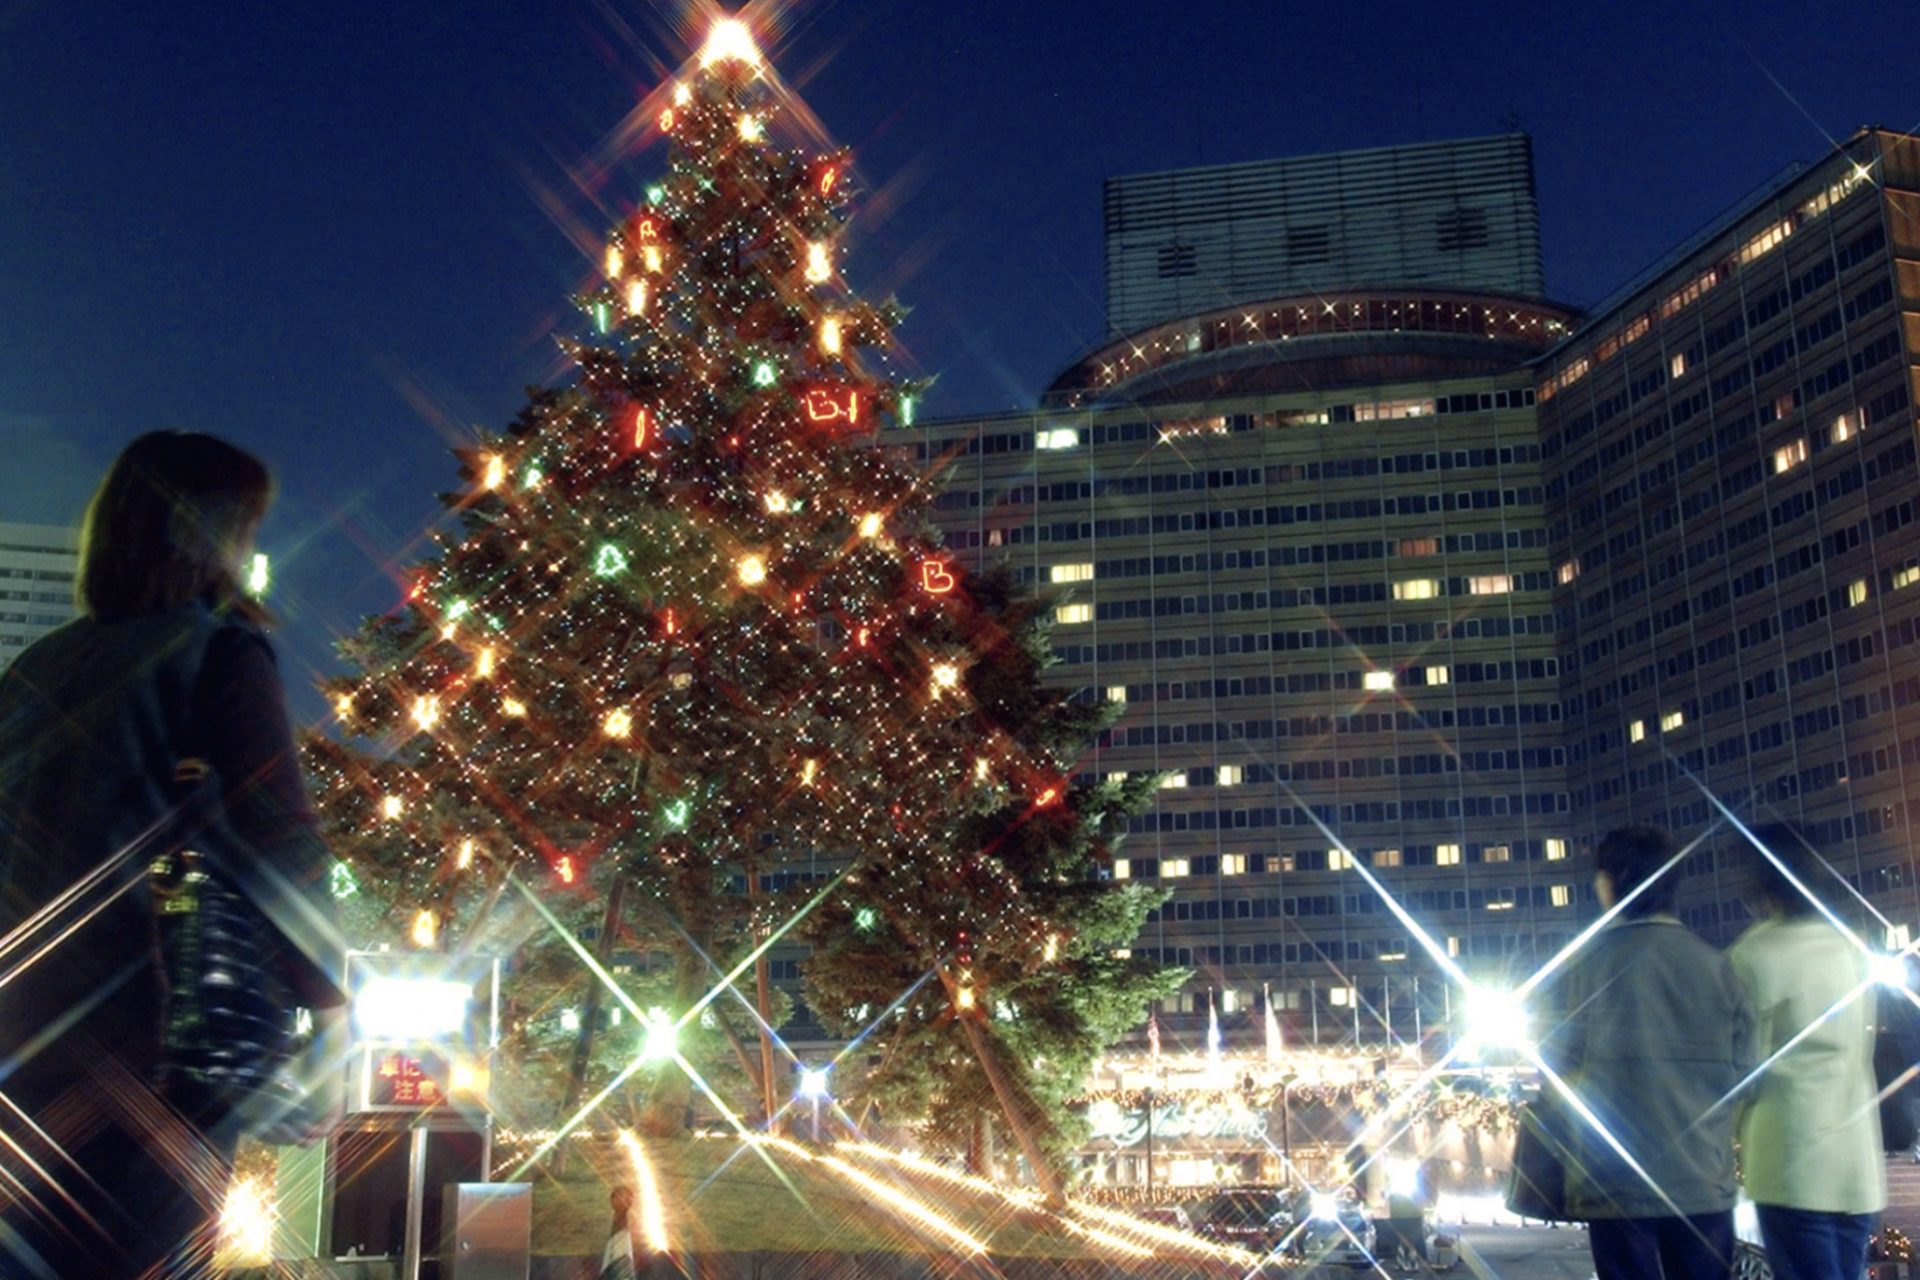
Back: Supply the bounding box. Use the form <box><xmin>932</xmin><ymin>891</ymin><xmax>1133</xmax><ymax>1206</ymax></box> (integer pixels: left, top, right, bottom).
<box><xmin>803</xmin><ymin>386</ymin><xmax>861</xmax><ymax>428</ymax></box>
<box><xmin>371</xmin><ymin>1051</ymin><xmax>447</xmax><ymax>1108</ymax></box>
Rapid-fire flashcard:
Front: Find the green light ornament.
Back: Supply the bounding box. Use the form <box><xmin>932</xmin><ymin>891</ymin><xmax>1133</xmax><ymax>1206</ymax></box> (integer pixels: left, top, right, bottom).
<box><xmin>751</xmin><ymin>360</ymin><xmax>778</xmax><ymax>387</ymax></box>
<box><xmin>663</xmin><ymin>798</ymin><xmax>691</xmax><ymax>829</ymax></box>
<box><xmin>329</xmin><ymin>861</ymin><xmax>359</xmax><ymax>900</ymax></box>
<box><xmin>594</xmin><ymin>544</ymin><xmax>629</xmax><ymax>577</ymax></box>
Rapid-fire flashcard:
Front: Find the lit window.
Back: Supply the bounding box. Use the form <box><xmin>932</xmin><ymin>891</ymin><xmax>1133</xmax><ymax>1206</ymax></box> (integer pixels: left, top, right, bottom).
<box><xmin>1329</xmin><ymin>848</ymin><xmax>1355</xmax><ymax>871</ymax></box>
<box><xmin>1670</xmin><ymin>352</ymin><xmax>1688</xmax><ymax>379</ymax></box>
<box><xmin>1545</xmin><ymin>838</ymin><xmax>1568</xmax><ymax>862</ymax></box>
<box><xmin>1275</xmin><ymin>852</ymin><xmax>1297</xmax><ymax>873</ymax></box>
<box><xmin>1849</xmin><ymin>579</ymin><xmax>1869</xmax><ymax>607</ymax></box>
<box><xmin>1112</xmin><ymin>859</ymin><xmax>1130</xmax><ymax>880</ymax></box>
<box><xmin>1035</xmin><ymin>427</ymin><xmax>1080</xmax><ymax>450</ymax></box>
<box><xmin>1049</xmin><ymin>563</ymin><xmax>1094</xmax><ymax>584</ymax></box>
<box><xmin>1661</xmin><ymin>709</ymin><xmax>1685</xmax><ymax>733</ymax></box>
<box><xmin>1447</xmin><ymin>936</ymin><xmax>1461</xmax><ymax>958</ymax></box>
<box><xmin>1630</xmin><ymin>719</ymin><xmax>1647</xmax><ymax>743</ymax></box>
<box><xmin>1832</xmin><ymin>410</ymin><xmax>1862</xmax><ymax>444</ymax></box>
<box><xmin>1774</xmin><ymin>392</ymin><xmax>1797</xmax><ymax>421</ymax></box>
<box><xmin>1551</xmin><ymin>885</ymin><xmax>1572</xmax><ymax>908</ymax></box>
<box><xmin>1161</xmin><ymin>858</ymin><xmax>1190</xmax><ymax>879</ymax></box>
<box><xmin>1425</xmin><ymin>665</ymin><xmax>1451</xmax><ymax>685</ymax></box>
<box><xmin>1487</xmin><ymin>890</ymin><xmax>1516</xmax><ymax>911</ymax></box>
<box><xmin>1159</xmin><ymin>774</ymin><xmax>1188</xmax><ymax>789</ymax></box>
<box><xmin>1218</xmin><ymin>764</ymin><xmax>1243</xmax><ymax>786</ymax></box>
<box><xmin>1112</xmin><ymin>948</ymin><xmax>1132</xmax><ymax>960</ymax></box>
<box><xmin>1055</xmin><ymin>603</ymin><xmax>1092</xmax><ymax>624</ymax></box>
<box><xmin>1896</xmin><ymin>563</ymin><xmax>1920</xmax><ymax>591</ymax></box>
<box><xmin>1222</xmin><ymin>854</ymin><xmax>1249</xmax><ymax>876</ymax></box>
<box><xmin>1363</xmin><ymin>670</ymin><xmax>1395</xmax><ymax>692</ymax></box>
<box><xmin>1772</xmin><ymin>439</ymin><xmax>1808</xmax><ymax>474</ymax></box>
<box><xmin>1557</xmin><ymin>559</ymin><xmax>1580</xmax><ymax>586</ymax></box>
<box><xmin>1329</xmin><ymin>986</ymin><xmax>1355</xmax><ymax>1008</ymax></box>
<box><xmin>1399</xmin><ymin>537</ymin><xmax>1439</xmax><ymax>556</ymax></box>
<box><xmin>1468</xmin><ymin>574</ymin><xmax>1514</xmax><ymax>596</ymax></box>
<box><xmin>1437</xmin><ymin>844</ymin><xmax>1462</xmax><ymax>867</ymax></box>
<box><xmin>1107</xmin><ymin>685</ymin><xmax>1128</xmax><ymax>703</ymax></box>
<box><xmin>1394</xmin><ymin>579</ymin><xmax>1441</xmax><ymax>601</ymax></box>
<box><xmin>1105</xmin><ymin>770</ymin><xmax>1128</xmax><ymax>783</ymax></box>
<box><xmin>1373</xmin><ymin>848</ymin><xmax>1403</xmax><ymax>868</ymax></box>
<box><xmin>1483</xmin><ymin>845</ymin><xmax>1512</xmax><ymax>864</ymax></box>
<box><xmin>1222</xmin><ymin>990</ymin><xmax>1241</xmax><ymax>1013</ymax></box>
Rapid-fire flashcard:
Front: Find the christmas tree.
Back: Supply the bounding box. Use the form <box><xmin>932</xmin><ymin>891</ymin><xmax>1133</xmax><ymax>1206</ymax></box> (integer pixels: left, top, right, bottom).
<box><xmin>307</xmin><ymin>17</ymin><xmax>1177</xmax><ymax>1199</ymax></box>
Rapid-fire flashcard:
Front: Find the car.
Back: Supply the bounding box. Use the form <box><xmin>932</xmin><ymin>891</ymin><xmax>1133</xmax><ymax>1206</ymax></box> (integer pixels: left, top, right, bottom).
<box><xmin>1197</xmin><ymin>1189</ymin><xmax>1293</xmax><ymax>1258</ymax></box>
<box><xmin>1135</xmin><ymin>1204</ymin><xmax>1194</xmax><ymax>1232</ymax></box>
<box><xmin>1295</xmin><ymin>1192</ymin><xmax>1378</xmax><ymax>1270</ymax></box>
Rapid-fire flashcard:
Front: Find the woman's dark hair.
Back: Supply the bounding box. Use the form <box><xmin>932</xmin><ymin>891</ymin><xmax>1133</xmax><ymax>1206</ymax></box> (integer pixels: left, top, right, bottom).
<box><xmin>77</xmin><ymin>431</ymin><xmax>274</xmax><ymax>622</ymax></box>
<box><xmin>1741</xmin><ymin>822</ymin><xmax>1829</xmax><ymax>919</ymax></box>
<box><xmin>1595</xmin><ymin>825</ymin><xmax>1679</xmax><ymax>917</ymax></box>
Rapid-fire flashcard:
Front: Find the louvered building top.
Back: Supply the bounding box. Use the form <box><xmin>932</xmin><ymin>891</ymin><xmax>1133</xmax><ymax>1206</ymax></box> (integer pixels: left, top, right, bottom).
<box><xmin>1104</xmin><ymin>134</ymin><xmax>1545</xmax><ymax>335</ymax></box>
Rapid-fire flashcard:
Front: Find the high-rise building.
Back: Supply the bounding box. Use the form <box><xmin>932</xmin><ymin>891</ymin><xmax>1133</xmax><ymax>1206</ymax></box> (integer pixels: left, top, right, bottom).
<box><xmin>1103</xmin><ymin>134</ymin><xmax>1544</xmax><ymax>336</ymax></box>
<box><xmin>918</xmin><ymin>284</ymin><xmax>1577</xmax><ymax>1048</ymax></box>
<box><xmin>0</xmin><ymin>521</ymin><xmax>79</xmax><ymax>671</ymax></box>
<box><xmin>1538</xmin><ymin>128</ymin><xmax>1920</xmax><ymax>943</ymax></box>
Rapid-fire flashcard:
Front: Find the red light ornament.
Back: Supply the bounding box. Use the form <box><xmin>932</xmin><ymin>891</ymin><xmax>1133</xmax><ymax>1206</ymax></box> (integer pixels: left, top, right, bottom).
<box><xmin>918</xmin><ymin>560</ymin><xmax>956</xmax><ymax>596</ymax></box>
<box><xmin>802</xmin><ymin>385</ymin><xmax>860</xmax><ymax>427</ymax></box>
<box><xmin>556</xmin><ymin>855</ymin><xmax>577</xmax><ymax>885</ymax></box>
<box><xmin>630</xmin><ymin>405</ymin><xmax>653</xmax><ymax>451</ymax></box>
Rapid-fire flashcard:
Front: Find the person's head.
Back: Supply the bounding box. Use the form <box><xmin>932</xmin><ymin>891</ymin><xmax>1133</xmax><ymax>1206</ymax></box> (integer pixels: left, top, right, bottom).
<box><xmin>1740</xmin><ymin>822</ymin><xmax>1828</xmax><ymax>920</ymax></box>
<box><xmin>1593</xmin><ymin>825</ymin><xmax>1679</xmax><ymax>917</ymax></box>
<box><xmin>609</xmin><ymin>1185</ymin><xmax>634</xmax><ymax>1219</ymax></box>
<box><xmin>77</xmin><ymin>431</ymin><xmax>274</xmax><ymax>623</ymax></box>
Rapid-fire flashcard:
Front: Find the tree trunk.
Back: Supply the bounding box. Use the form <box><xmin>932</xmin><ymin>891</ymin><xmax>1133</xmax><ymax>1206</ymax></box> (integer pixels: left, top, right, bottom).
<box><xmin>718</xmin><ymin>1013</ymin><xmax>766</xmax><ymax>1101</ymax></box>
<box><xmin>955</xmin><ymin>1004</ymin><xmax>1066</xmax><ymax>1209</ymax></box>
<box><xmin>554</xmin><ymin>877</ymin><xmax>627</xmax><ymax>1175</ymax></box>
<box><xmin>747</xmin><ymin>869</ymin><xmax>780</xmax><ymax>1131</ymax></box>
<box><xmin>637</xmin><ymin>936</ymin><xmax>704</xmax><ymax>1137</ymax></box>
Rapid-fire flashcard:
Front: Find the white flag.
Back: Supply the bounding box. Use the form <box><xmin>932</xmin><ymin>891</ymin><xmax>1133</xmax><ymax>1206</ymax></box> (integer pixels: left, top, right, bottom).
<box><xmin>1264</xmin><ymin>983</ymin><xmax>1284</xmax><ymax>1063</ymax></box>
<box><xmin>1207</xmin><ymin>989</ymin><xmax>1222</xmax><ymax>1060</ymax></box>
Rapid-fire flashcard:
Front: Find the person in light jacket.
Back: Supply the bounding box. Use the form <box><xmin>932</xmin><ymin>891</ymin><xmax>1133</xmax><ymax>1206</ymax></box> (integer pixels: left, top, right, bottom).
<box><xmin>1540</xmin><ymin>825</ymin><xmax>1755</xmax><ymax>1280</ymax></box>
<box><xmin>1727</xmin><ymin>822</ymin><xmax>1886</xmax><ymax>1280</ymax></box>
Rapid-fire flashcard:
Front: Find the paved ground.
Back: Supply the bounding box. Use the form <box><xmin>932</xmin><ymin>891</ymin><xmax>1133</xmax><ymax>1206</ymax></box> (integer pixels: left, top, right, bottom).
<box><xmin>1290</xmin><ymin>1225</ymin><xmax>1594</xmax><ymax>1279</ymax></box>
<box><xmin>1887</xmin><ymin>1151</ymin><xmax>1920</xmax><ymax>1237</ymax></box>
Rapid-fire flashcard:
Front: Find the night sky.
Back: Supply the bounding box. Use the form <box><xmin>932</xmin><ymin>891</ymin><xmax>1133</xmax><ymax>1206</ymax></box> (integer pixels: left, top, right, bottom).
<box><xmin>3</xmin><ymin>0</ymin><xmax>1916</xmax><ymax>712</ymax></box>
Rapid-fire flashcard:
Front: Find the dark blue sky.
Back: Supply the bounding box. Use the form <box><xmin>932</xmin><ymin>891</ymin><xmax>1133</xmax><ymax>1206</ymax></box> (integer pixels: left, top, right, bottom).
<box><xmin>3</xmin><ymin>0</ymin><xmax>1916</xmax><ymax>711</ymax></box>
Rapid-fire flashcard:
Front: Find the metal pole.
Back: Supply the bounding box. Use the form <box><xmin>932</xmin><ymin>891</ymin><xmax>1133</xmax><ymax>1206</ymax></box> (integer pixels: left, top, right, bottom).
<box><xmin>403</xmin><ymin>1124</ymin><xmax>430</xmax><ymax>1280</ymax></box>
<box><xmin>812</xmin><ymin>1095</ymin><xmax>821</xmax><ymax>1144</ymax></box>
<box><xmin>1144</xmin><ymin>1088</ymin><xmax>1154</xmax><ymax>1195</ymax></box>
<box><xmin>1414</xmin><ymin>976</ymin><xmax>1423</xmax><ymax>1047</ymax></box>
<box><xmin>1282</xmin><ymin>1085</ymin><xmax>1293</xmax><ymax>1186</ymax></box>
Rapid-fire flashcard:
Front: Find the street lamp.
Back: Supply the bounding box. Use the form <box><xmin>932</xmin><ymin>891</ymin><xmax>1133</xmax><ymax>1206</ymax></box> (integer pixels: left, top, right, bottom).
<box><xmin>797</xmin><ymin>1066</ymin><xmax>831</xmax><ymax>1142</ymax></box>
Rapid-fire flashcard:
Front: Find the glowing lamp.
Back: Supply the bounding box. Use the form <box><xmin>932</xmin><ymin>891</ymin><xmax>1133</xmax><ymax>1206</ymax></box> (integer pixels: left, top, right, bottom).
<box><xmin>556</xmin><ymin>855</ymin><xmax>577</xmax><ymax>884</ymax></box>
<box><xmin>800</xmin><ymin>758</ymin><xmax>818</xmax><ymax>787</ymax></box>
<box><xmin>1461</xmin><ymin>985</ymin><xmax>1530</xmax><ymax>1057</ymax></box>
<box><xmin>475</xmin><ymin>646</ymin><xmax>495</xmax><ymax>678</ymax></box>
<box><xmin>931</xmin><ymin>662</ymin><xmax>960</xmax><ymax>690</ymax></box>
<box><xmin>410</xmin><ymin>910</ymin><xmax>437</xmax><ymax>949</ymax></box>
<box><xmin>1872</xmin><ymin>952</ymin><xmax>1909</xmax><ymax>988</ymax></box>
<box><xmin>641</xmin><ymin>1008</ymin><xmax>678</xmax><ymax>1061</ymax></box>
<box><xmin>560</xmin><ymin>1007</ymin><xmax>581</xmax><ymax>1032</ymax></box>
<box><xmin>764</xmin><ymin>490</ymin><xmax>790</xmax><ymax>514</ymax></box>
<box><xmin>626</xmin><ymin>279</ymin><xmax>648</xmax><ymax>314</ymax></box>
<box><xmin>632</xmin><ymin>405</ymin><xmax>652</xmax><ymax>450</ymax></box>
<box><xmin>604</xmin><ymin>708</ymin><xmax>634</xmax><ymax>739</ymax></box>
<box><xmin>956</xmin><ymin>985</ymin><xmax>976</xmax><ymax>1011</ymax></box>
<box><xmin>605</xmin><ymin>245</ymin><xmax>623</xmax><ymax>278</ymax></box>
<box><xmin>382</xmin><ymin>795</ymin><xmax>404</xmax><ymax>820</ymax></box>
<box><xmin>752</xmin><ymin>360</ymin><xmax>778</xmax><ymax>387</ymax></box>
<box><xmin>804</xmin><ymin>241</ymin><xmax>832</xmax><ymax>284</ymax></box>
<box><xmin>595</xmin><ymin>544</ymin><xmax>629</xmax><ymax>577</ymax></box>
<box><xmin>797</xmin><ymin>1067</ymin><xmax>830</xmax><ymax>1100</ymax></box>
<box><xmin>334</xmin><ymin>692</ymin><xmax>354</xmax><ymax>718</ymax></box>
<box><xmin>820</xmin><ymin>314</ymin><xmax>843</xmax><ymax>355</ymax></box>
<box><xmin>671</xmin><ymin>82</ymin><xmax>691</xmax><ymax>107</ymax></box>
<box><xmin>657</xmin><ymin>108</ymin><xmax>674</xmax><ymax>132</ymax></box>
<box><xmin>502</xmin><ymin>697</ymin><xmax>528</xmax><ymax>717</ymax></box>
<box><xmin>457</xmin><ymin>838</ymin><xmax>475</xmax><ymax>869</ymax></box>
<box><xmin>918</xmin><ymin>559</ymin><xmax>956</xmax><ymax>595</ymax></box>
<box><xmin>218</xmin><ymin>1178</ymin><xmax>275</xmax><ymax>1267</ymax></box>
<box><xmin>855</xmin><ymin>906</ymin><xmax>879</xmax><ymax>931</ymax></box>
<box><xmin>699</xmin><ymin>18</ymin><xmax>762</xmax><ymax>67</ymax></box>
<box><xmin>246</xmin><ymin>552</ymin><xmax>271</xmax><ymax>598</ymax></box>
<box><xmin>642</xmin><ymin>245</ymin><xmax>663</xmax><ymax>273</ymax></box>
<box><xmin>354</xmin><ymin>976</ymin><xmax>471</xmax><ymax>1042</ymax></box>
<box><xmin>857</xmin><ymin>512</ymin><xmax>882</xmax><ymax>539</ymax></box>
<box><xmin>738</xmin><ymin>115</ymin><xmax>763</xmax><ymax>141</ymax></box>
<box><xmin>737</xmin><ymin>554</ymin><xmax>768</xmax><ymax>586</ymax></box>
<box><xmin>411</xmin><ymin>695</ymin><xmax>440</xmax><ymax>731</ymax></box>
<box><xmin>482</xmin><ymin>454</ymin><xmax>505</xmax><ymax>490</ymax></box>
<box><xmin>1309</xmin><ymin>1193</ymin><xmax>1339</xmax><ymax>1221</ymax></box>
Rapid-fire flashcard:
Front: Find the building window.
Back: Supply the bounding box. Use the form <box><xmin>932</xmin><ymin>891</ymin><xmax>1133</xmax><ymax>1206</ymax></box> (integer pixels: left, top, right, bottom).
<box><xmin>1373</xmin><ymin>848</ymin><xmax>1403</xmax><ymax>868</ymax></box>
<box><xmin>1447</xmin><ymin>936</ymin><xmax>1461</xmax><ymax>958</ymax></box>
<box><xmin>1222</xmin><ymin>854</ymin><xmax>1249</xmax><ymax>876</ymax></box>
<box><xmin>1394</xmin><ymin>579</ymin><xmax>1441</xmax><ymax>601</ymax></box>
<box><xmin>1557</xmin><ymin>559</ymin><xmax>1580</xmax><ymax>585</ymax></box>
<box><xmin>1545</xmin><ymin>838</ymin><xmax>1568</xmax><ymax>862</ymax></box>
<box><xmin>1483</xmin><ymin>845</ymin><xmax>1512</xmax><ymax>864</ymax></box>
<box><xmin>1832</xmin><ymin>410</ymin><xmax>1862</xmax><ymax>444</ymax></box>
<box><xmin>1161</xmin><ymin>858</ymin><xmax>1190</xmax><ymax>879</ymax></box>
<box><xmin>1399</xmin><ymin>537</ymin><xmax>1439</xmax><ymax>556</ymax></box>
<box><xmin>1437</xmin><ymin>844</ymin><xmax>1462</xmax><ymax>867</ymax></box>
<box><xmin>1671</xmin><ymin>352</ymin><xmax>1688</xmax><ymax>379</ymax></box>
<box><xmin>1329</xmin><ymin>849</ymin><xmax>1354</xmax><ymax>871</ymax></box>
<box><xmin>1551</xmin><ymin>884</ymin><xmax>1572</xmax><ymax>907</ymax></box>
<box><xmin>1896</xmin><ymin>562</ymin><xmax>1920</xmax><ymax>591</ymax></box>
<box><xmin>1055</xmin><ymin>603</ymin><xmax>1092</xmax><ymax>624</ymax></box>
<box><xmin>1425</xmin><ymin>665</ymin><xmax>1450</xmax><ymax>685</ymax></box>
<box><xmin>1112</xmin><ymin>948</ymin><xmax>1132</xmax><ymax>960</ymax></box>
<box><xmin>1329</xmin><ymin>986</ymin><xmax>1356</xmax><ymax>1008</ymax></box>
<box><xmin>1661</xmin><ymin>709</ymin><xmax>1686</xmax><ymax>733</ymax></box>
<box><xmin>1156</xmin><ymin>243</ymin><xmax>1197</xmax><ymax>278</ymax></box>
<box><xmin>1107</xmin><ymin>685</ymin><xmax>1127</xmax><ymax>703</ymax></box>
<box><xmin>1049</xmin><ymin>563</ymin><xmax>1094</xmax><ymax>584</ymax></box>
<box><xmin>1159</xmin><ymin>774</ymin><xmax>1188</xmax><ymax>789</ymax></box>
<box><xmin>1849</xmin><ymin>580</ymin><xmax>1870</xmax><ymax>607</ymax></box>
<box><xmin>1112</xmin><ymin>859</ymin><xmax>1130</xmax><ymax>880</ymax></box>
<box><xmin>1218</xmin><ymin>764</ymin><xmax>1243</xmax><ymax>786</ymax></box>
<box><xmin>1630</xmin><ymin>719</ymin><xmax>1647</xmax><ymax>743</ymax></box>
<box><xmin>1363</xmin><ymin>671</ymin><xmax>1395</xmax><ymax>691</ymax></box>
<box><xmin>1468</xmin><ymin>575</ymin><xmax>1514</xmax><ymax>595</ymax></box>
<box><xmin>1035</xmin><ymin>427</ymin><xmax>1080</xmax><ymax>451</ymax></box>
<box><xmin>1105</xmin><ymin>770</ymin><xmax>1128</xmax><ymax>783</ymax></box>
<box><xmin>1773</xmin><ymin>439</ymin><xmax>1808</xmax><ymax>474</ymax></box>
<box><xmin>1274</xmin><ymin>853</ymin><xmax>1297</xmax><ymax>873</ymax></box>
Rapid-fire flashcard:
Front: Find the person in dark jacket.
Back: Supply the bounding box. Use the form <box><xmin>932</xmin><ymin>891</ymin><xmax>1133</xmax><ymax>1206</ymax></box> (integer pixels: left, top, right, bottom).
<box><xmin>1540</xmin><ymin>825</ymin><xmax>1754</xmax><ymax>1280</ymax></box>
<box><xmin>0</xmin><ymin>431</ymin><xmax>342</xmax><ymax>1279</ymax></box>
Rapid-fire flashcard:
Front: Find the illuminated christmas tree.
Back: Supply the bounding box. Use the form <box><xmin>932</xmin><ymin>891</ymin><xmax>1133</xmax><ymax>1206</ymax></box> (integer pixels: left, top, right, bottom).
<box><xmin>308</xmin><ymin>18</ymin><xmax>1176</xmax><ymax>1198</ymax></box>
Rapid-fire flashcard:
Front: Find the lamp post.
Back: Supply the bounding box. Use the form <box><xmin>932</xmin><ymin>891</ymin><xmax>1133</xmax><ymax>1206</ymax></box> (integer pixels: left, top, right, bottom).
<box><xmin>797</xmin><ymin>1067</ymin><xmax>830</xmax><ymax>1143</ymax></box>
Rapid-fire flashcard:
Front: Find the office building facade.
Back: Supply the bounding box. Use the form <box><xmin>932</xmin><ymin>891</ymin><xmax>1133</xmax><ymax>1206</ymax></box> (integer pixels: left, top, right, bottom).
<box><xmin>1103</xmin><ymin>134</ymin><xmax>1544</xmax><ymax>336</ymax></box>
<box><xmin>917</xmin><ymin>287</ymin><xmax>1579</xmax><ymax>1048</ymax></box>
<box><xmin>0</xmin><ymin>521</ymin><xmax>79</xmax><ymax>672</ymax></box>
<box><xmin>1539</xmin><ymin>128</ymin><xmax>1920</xmax><ymax>942</ymax></box>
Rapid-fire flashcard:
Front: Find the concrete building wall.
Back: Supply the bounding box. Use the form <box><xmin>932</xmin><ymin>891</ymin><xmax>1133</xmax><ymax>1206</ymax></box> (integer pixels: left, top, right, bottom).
<box><xmin>0</xmin><ymin>521</ymin><xmax>79</xmax><ymax>671</ymax></box>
